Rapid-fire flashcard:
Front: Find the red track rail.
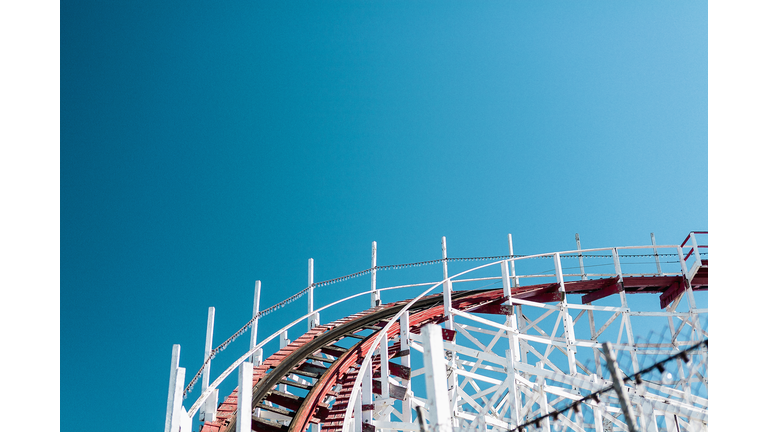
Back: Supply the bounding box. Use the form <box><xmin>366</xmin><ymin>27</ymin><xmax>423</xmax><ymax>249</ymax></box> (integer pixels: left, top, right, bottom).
<box><xmin>201</xmin><ymin>266</ymin><xmax>708</xmax><ymax>432</ymax></box>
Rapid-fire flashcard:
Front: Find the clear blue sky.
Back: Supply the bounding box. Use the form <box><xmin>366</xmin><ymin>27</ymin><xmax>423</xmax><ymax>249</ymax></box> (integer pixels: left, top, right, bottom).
<box><xmin>58</xmin><ymin>2</ymin><xmax>708</xmax><ymax>431</ymax></box>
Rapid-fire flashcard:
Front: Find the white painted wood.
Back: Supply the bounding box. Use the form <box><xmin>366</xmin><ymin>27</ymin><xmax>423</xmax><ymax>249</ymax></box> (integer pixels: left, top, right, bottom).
<box><xmin>508</xmin><ymin>234</ymin><xmax>519</xmax><ymax>287</ymax></box>
<box><xmin>165</xmin><ymin>344</ymin><xmax>182</xmax><ymax>432</ymax></box>
<box><xmin>362</xmin><ymin>360</ymin><xmax>373</xmax><ymax>427</ymax></box>
<box><xmin>237</xmin><ymin>361</ymin><xmax>253</xmax><ymax>432</ymax></box>
<box><xmin>423</xmin><ymin>324</ymin><xmax>452</xmax><ymax>432</ymax></box>
<box><xmin>251</xmin><ymin>281</ymin><xmax>262</xmax><ymax>365</ymax></box>
<box><xmin>399</xmin><ymin>312</ymin><xmax>412</xmax><ymax>424</ymax></box>
<box><xmin>576</xmin><ymin>233</ymin><xmax>587</xmax><ymax>280</ymax></box>
<box><xmin>371</xmin><ymin>241</ymin><xmax>380</xmax><ymax>307</ymax></box>
<box><xmin>201</xmin><ymin>307</ymin><xmax>216</xmax><ymax>422</ymax></box>
<box><xmin>602</xmin><ymin>342</ymin><xmax>638</xmax><ymax>432</ymax></box>
<box><xmin>554</xmin><ymin>252</ymin><xmax>565</xmax><ymax>293</ymax></box>
<box><xmin>308</xmin><ymin>258</ymin><xmax>319</xmax><ymax>330</ymax></box>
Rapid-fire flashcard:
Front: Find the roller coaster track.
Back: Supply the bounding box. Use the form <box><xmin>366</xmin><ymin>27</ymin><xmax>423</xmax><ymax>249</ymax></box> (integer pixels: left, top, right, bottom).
<box><xmin>168</xmin><ymin>236</ymin><xmax>709</xmax><ymax>432</ymax></box>
<box><xmin>201</xmin><ymin>273</ymin><xmax>707</xmax><ymax>432</ymax></box>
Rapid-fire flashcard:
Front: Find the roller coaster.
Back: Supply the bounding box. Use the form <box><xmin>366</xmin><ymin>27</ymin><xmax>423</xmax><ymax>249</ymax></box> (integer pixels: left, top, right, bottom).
<box><xmin>164</xmin><ymin>232</ymin><xmax>708</xmax><ymax>432</ymax></box>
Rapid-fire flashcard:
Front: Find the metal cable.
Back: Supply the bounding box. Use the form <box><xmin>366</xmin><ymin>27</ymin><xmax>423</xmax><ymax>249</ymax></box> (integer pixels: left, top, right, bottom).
<box><xmin>182</xmin><ymin>251</ymin><xmax>707</xmax><ymax>397</ymax></box>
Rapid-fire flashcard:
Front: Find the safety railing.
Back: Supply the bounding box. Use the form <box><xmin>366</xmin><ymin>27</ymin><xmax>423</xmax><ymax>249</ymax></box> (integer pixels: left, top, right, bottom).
<box><xmin>164</xmin><ymin>232</ymin><xmax>707</xmax><ymax>432</ymax></box>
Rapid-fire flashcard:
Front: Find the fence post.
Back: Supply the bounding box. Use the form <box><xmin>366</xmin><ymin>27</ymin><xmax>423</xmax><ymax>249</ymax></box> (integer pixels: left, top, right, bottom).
<box><xmin>651</xmin><ymin>233</ymin><xmax>662</xmax><ymax>275</ymax></box>
<box><xmin>400</xmin><ymin>312</ymin><xmax>412</xmax><ymax>423</ymax></box>
<box><xmin>507</xmin><ymin>234</ymin><xmax>519</xmax><ymax>287</ymax></box>
<box><xmin>237</xmin><ymin>361</ymin><xmax>254</xmax><ymax>432</ymax></box>
<box><xmin>164</xmin><ymin>344</ymin><xmax>186</xmax><ymax>432</ymax></box>
<box><xmin>423</xmin><ymin>324</ymin><xmax>452</xmax><ymax>432</ymax></box>
<box><xmin>575</xmin><ymin>234</ymin><xmax>587</xmax><ymax>280</ymax></box>
<box><xmin>308</xmin><ymin>258</ymin><xmax>319</xmax><ymax>330</ymax></box>
<box><xmin>441</xmin><ymin>237</ymin><xmax>453</xmax><ymax>328</ymax></box>
<box><xmin>251</xmin><ymin>281</ymin><xmax>262</xmax><ymax>366</ymax></box>
<box><xmin>201</xmin><ymin>307</ymin><xmax>216</xmax><ymax>422</ymax></box>
<box><xmin>371</xmin><ymin>241</ymin><xmax>380</xmax><ymax>308</ymax></box>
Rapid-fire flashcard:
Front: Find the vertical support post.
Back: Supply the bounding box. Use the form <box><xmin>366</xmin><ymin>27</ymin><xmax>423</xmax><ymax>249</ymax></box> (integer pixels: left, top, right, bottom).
<box><xmin>201</xmin><ymin>307</ymin><xmax>216</xmax><ymax>422</ymax></box>
<box><xmin>251</xmin><ymin>281</ymin><xmax>262</xmax><ymax>366</ymax></box>
<box><xmin>362</xmin><ymin>360</ymin><xmax>373</xmax><ymax>429</ymax></box>
<box><xmin>602</xmin><ymin>342</ymin><xmax>639</xmax><ymax>432</ymax></box>
<box><xmin>237</xmin><ymin>362</ymin><xmax>254</xmax><ymax>432</ymax></box>
<box><xmin>279</xmin><ymin>331</ymin><xmax>289</xmax><ymax>394</ymax></box>
<box><xmin>576</xmin><ymin>233</ymin><xmax>587</xmax><ymax>280</ymax></box>
<box><xmin>554</xmin><ymin>253</ymin><xmax>565</xmax><ymax>293</ymax></box>
<box><xmin>379</xmin><ymin>334</ymin><xmax>390</xmax><ymax>402</ymax></box>
<box><xmin>613</xmin><ymin>248</ymin><xmax>639</xmax><ymax>373</ymax></box>
<box><xmin>501</xmin><ymin>261</ymin><xmax>521</xmax><ymax>426</ymax></box>
<box><xmin>555</xmin><ymin>253</ymin><xmax>577</xmax><ymax>376</ymax></box>
<box><xmin>371</xmin><ymin>241</ymin><xmax>380</xmax><ymax>308</ymax></box>
<box><xmin>535</xmin><ymin>367</ymin><xmax>551</xmax><ymax>432</ymax></box>
<box><xmin>642</xmin><ymin>401</ymin><xmax>659</xmax><ymax>432</ymax></box>
<box><xmin>591</xmin><ymin>374</ymin><xmax>604</xmax><ymax>432</ymax></box>
<box><xmin>400</xmin><ymin>312</ymin><xmax>412</xmax><ymax>423</ymax></box>
<box><xmin>308</xmin><ymin>258</ymin><xmax>319</xmax><ymax>330</ymax></box>
<box><xmin>651</xmin><ymin>233</ymin><xmax>662</xmax><ymax>275</ymax></box>
<box><xmin>441</xmin><ymin>236</ymin><xmax>453</xmax><ymax>328</ymax></box>
<box><xmin>507</xmin><ymin>234</ymin><xmax>519</xmax><ymax>287</ymax></box>
<box><xmin>423</xmin><ymin>324</ymin><xmax>452</xmax><ymax>432</ymax></box>
<box><xmin>441</xmin><ymin>237</ymin><xmax>458</xmax><ymax>423</ymax></box>
<box><xmin>504</xmin><ymin>350</ymin><xmax>521</xmax><ymax>428</ymax></box>
<box><xmin>165</xmin><ymin>345</ymin><xmax>186</xmax><ymax>432</ymax></box>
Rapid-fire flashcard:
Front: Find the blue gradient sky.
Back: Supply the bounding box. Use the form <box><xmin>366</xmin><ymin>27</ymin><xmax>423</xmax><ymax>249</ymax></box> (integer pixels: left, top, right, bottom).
<box><xmin>59</xmin><ymin>2</ymin><xmax>707</xmax><ymax>431</ymax></box>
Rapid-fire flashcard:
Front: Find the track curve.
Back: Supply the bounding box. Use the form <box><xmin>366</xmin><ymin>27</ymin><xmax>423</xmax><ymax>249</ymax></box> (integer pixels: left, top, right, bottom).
<box><xmin>200</xmin><ymin>268</ymin><xmax>707</xmax><ymax>432</ymax></box>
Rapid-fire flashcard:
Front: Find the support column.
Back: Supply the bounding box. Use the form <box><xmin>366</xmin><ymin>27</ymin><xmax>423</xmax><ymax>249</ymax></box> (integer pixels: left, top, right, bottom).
<box><xmin>400</xmin><ymin>312</ymin><xmax>412</xmax><ymax>423</ymax></box>
<box><xmin>507</xmin><ymin>234</ymin><xmax>519</xmax><ymax>287</ymax></box>
<box><xmin>279</xmin><ymin>331</ymin><xmax>290</xmax><ymax>394</ymax></box>
<box><xmin>164</xmin><ymin>345</ymin><xmax>186</xmax><ymax>432</ymax></box>
<box><xmin>576</xmin><ymin>233</ymin><xmax>587</xmax><ymax>280</ymax></box>
<box><xmin>441</xmin><ymin>236</ymin><xmax>457</xmax><ymax>422</ymax></box>
<box><xmin>651</xmin><ymin>233</ymin><xmax>662</xmax><ymax>275</ymax></box>
<box><xmin>555</xmin><ymin>253</ymin><xmax>577</xmax><ymax>376</ymax></box>
<box><xmin>237</xmin><ymin>362</ymin><xmax>254</xmax><ymax>432</ymax></box>
<box><xmin>441</xmin><ymin>236</ymin><xmax>452</xmax><ymax>328</ymax></box>
<box><xmin>423</xmin><ymin>324</ymin><xmax>452</xmax><ymax>432</ymax></box>
<box><xmin>371</xmin><ymin>241</ymin><xmax>380</xmax><ymax>308</ymax></box>
<box><xmin>379</xmin><ymin>334</ymin><xmax>390</xmax><ymax>403</ymax></box>
<box><xmin>501</xmin><ymin>261</ymin><xmax>521</xmax><ymax>426</ymax></box>
<box><xmin>201</xmin><ymin>307</ymin><xmax>216</xmax><ymax>422</ymax></box>
<box><xmin>362</xmin><ymin>360</ymin><xmax>373</xmax><ymax>430</ymax></box>
<box><xmin>613</xmin><ymin>248</ymin><xmax>639</xmax><ymax>373</ymax></box>
<box><xmin>251</xmin><ymin>281</ymin><xmax>262</xmax><ymax>366</ymax></box>
<box><xmin>308</xmin><ymin>258</ymin><xmax>319</xmax><ymax>330</ymax></box>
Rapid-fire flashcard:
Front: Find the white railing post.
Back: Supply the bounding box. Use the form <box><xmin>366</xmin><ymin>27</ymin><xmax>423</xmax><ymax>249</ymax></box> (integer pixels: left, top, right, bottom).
<box><xmin>251</xmin><ymin>281</ymin><xmax>262</xmax><ymax>366</ymax></box>
<box><xmin>165</xmin><ymin>344</ymin><xmax>186</xmax><ymax>432</ymax></box>
<box><xmin>308</xmin><ymin>258</ymin><xmax>319</xmax><ymax>330</ymax></box>
<box><xmin>575</xmin><ymin>233</ymin><xmax>587</xmax><ymax>280</ymax></box>
<box><xmin>237</xmin><ymin>361</ymin><xmax>254</xmax><ymax>432</ymax></box>
<box><xmin>613</xmin><ymin>248</ymin><xmax>639</xmax><ymax>373</ymax></box>
<box><xmin>362</xmin><ymin>359</ymin><xmax>373</xmax><ymax>429</ymax></box>
<box><xmin>400</xmin><ymin>312</ymin><xmax>412</xmax><ymax>423</ymax></box>
<box><xmin>554</xmin><ymin>252</ymin><xmax>565</xmax><ymax>293</ymax></box>
<box><xmin>201</xmin><ymin>307</ymin><xmax>216</xmax><ymax>422</ymax></box>
<box><xmin>507</xmin><ymin>234</ymin><xmax>519</xmax><ymax>287</ymax></box>
<box><xmin>423</xmin><ymin>324</ymin><xmax>452</xmax><ymax>432</ymax></box>
<box><xmin>555</xmin><ymin>253</ymin><xmax>577</xmax><ymax>376</ymax></box>
<box><xmin>379</xmin><ymin>333</ymin><xmax>390</xmax><ymax>406</ymax></box>
<box><xmin>441</xmin><ymin>236</ymin><xmax>453</xmax><ymax>329</ymax></box>
<box><xmin>651</xmin><ymin>233</ymin><xmax>663</xmax><ymax>275</ymax></box>
<box><xmin>371</xmin><ymin>241</ymin><xmax>380</xmax><ymax>308</ymax></box>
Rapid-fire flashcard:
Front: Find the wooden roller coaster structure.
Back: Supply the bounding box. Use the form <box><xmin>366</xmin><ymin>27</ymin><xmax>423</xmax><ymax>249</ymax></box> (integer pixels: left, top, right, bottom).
<box><xmin>164</xmin><ymin>232</ymin><xmax>708</xmax><ymax>432</ymax></box>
